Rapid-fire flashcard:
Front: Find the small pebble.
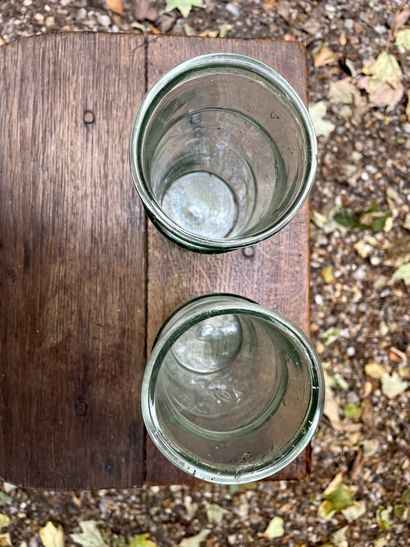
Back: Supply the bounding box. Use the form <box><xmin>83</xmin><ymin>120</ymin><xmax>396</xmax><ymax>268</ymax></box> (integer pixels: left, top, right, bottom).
<box><xmin>97</xmin><ymin>14</ymin><xmax>111</xmax><ymax>27</ymax></box>
<box><xmin>226</xmin><ymin>3</ymin><xmax>240</xmax><ymax>17</ymax></box>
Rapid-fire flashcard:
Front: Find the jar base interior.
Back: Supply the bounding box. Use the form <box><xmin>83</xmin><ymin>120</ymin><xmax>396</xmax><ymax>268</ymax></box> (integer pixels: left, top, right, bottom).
<box><xmin>161</xmin><ymin>171</ymin><xmax>238</xmax><ymax>238</ymax></box>
<box><xmin>150</xmin><ymin>107</ymin><xmax>287</xmax><ymax>240</ymax></box>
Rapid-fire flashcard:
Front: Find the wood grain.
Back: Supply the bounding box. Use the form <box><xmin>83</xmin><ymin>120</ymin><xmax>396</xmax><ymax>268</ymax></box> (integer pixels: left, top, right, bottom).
<box><xmin>0</xmin><ymin>34</ymin><xmax>310</xmax><ymax>489</ymax></box>
<box><xmin>145</xmin><ymin>37</ymin><xmax>310</xmax><ymax>484</ymax></box>
<box><xmin>0</xmin><ymin>33</ymin><xmax>146</xmax><ymax>489</ymax></box>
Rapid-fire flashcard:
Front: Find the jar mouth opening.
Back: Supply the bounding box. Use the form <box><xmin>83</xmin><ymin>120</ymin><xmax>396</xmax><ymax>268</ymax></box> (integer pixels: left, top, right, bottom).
<box><xmin>130</xmin><ymin>53</ymin><xmax>317</xmax><ymax>251</ymax></box>
<box><xmin>141</xmin><ymin>295</ymin><xmax>324</xmax><ymax>484</ymax></box>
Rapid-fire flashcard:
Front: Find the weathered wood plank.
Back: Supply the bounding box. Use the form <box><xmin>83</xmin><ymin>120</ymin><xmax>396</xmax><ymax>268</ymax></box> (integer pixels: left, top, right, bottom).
<box><xmin>145</xmin><ymin>36</ymin><xmax>310</xmax><ymax>484</ymax></box>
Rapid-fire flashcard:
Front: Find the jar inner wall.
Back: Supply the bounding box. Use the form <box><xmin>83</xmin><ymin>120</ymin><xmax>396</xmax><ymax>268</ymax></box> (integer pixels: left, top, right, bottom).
<box><xmin>154</xmin><ymin>312</ymin><xmax>314</xmax><ymax>477</ymax></box>
<box><xmin>140</xmin><ymin>67</ymin><xmax>308</xmax><ymax>241</ymax></box>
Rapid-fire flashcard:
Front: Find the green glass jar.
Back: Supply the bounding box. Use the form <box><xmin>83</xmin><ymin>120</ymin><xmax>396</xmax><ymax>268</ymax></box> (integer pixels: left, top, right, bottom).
<box><xmin>142</xmin><ymin>295</ymin><xmax>324</xmax><ymax>484</ymax></box>
<box><xmin>130</xmin><ymin>53</ymin><xmax>317</xmax><ymax>253</ymax></box>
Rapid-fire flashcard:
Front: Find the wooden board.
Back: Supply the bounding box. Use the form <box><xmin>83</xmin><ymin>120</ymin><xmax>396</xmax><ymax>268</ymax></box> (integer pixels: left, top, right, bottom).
<box><xmin>145</xmin><ymin>37</ymin><xmax>310</xmax><ymax>484</ymax></box>
<box><xmin>0</xmin><ymin>33</ymin><xmax>310</xmax><ymax>489</ymax></box>
<box><xmin>0</xmin><ymin>33</ymin><xmax>146</xmax><ymax>489</ymax></box>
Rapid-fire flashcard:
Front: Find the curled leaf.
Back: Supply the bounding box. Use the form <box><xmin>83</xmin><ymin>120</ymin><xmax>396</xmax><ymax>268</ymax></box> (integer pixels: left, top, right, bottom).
<box><xmin>262</xmin><ymin>516</ymin><xmax>284</xmax><ymax>538</ymax></box>
<box><xmin>105</xmin><ymin>0</ymin><xmax>124</xmax><ymax>15</ymax></box>
<box><xmin>313</xmin><ymin>45</ymin><xmax>337</xmax><ymax>68</ymax></box>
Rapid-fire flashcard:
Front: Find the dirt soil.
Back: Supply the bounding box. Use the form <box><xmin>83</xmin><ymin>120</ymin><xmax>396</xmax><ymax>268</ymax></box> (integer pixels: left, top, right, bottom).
<box><xmin>0</xmin><ymin>1</ymin><xmax>409</xmax><ymax>546</ymax></box>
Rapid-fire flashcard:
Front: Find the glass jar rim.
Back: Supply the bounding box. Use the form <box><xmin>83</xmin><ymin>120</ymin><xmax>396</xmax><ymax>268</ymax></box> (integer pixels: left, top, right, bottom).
<box><xmin>130</xmin><ymin>53</ymin><xmax>317</xmax><ymax>251</ymax></box>
<box><xmin>141</xmin><ymin>294</ymin><xmax>324</xmax><ymax>484</ymax></box>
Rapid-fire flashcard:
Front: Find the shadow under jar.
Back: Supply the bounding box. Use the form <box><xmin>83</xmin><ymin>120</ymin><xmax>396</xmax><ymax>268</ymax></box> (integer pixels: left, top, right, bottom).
<box><xmin>130</xmin><ymin>53</ymin><xmax>317</xmax><ymax>252</ymax></box>
<box><xmin>142</xmin><ymin>295</ymin><xmax>324</xmax><ymax>483</ymax></box>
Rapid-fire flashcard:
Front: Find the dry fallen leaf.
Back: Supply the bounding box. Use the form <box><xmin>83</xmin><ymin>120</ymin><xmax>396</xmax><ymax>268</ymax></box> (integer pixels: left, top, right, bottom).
<box><xmin>342</xmin><ymin>500</ymin><xmax>366</xmax><ymax>522</ymax></box>
<box><xmin>71</xmin><ymin>521</ymin><xmax>107</xmax><ymax>547</ymax></box>
<box><xmin>362</xmin><ymin>52</ymin><xmax>402</xmax><ymax>89</ymax></box>
<box><xmin>40</xmin><ymin>522</ymin><xmax>64</xmax><ymax>547</ymax></box>
<box><xmin>358</xmin><ymin>78</ymin><xmax>404</xmax><ymax>111</ymax></box>
<box><xmin>381</xmin><ymin>372</ymin><xmax>408</xmax><ymax>399</ymax></box>
<box><xmin>129</xmin><ymin>534</ymin><xmax>157</xmax><ymax>547</ymax></box>
<box><xmin>262</xmin><ymin>516</ymin><xmax>284</xmax><ymax>538</ymax></box>
<box><xmin>395</xmin><ymin>28</ymin><xmax>410</xmax><ymax>50</ymax></box>
<box><xmin>391</xmin><ymin>262</ymin><xmax>410</xmax><ymax>285</ymax></box>
<box><xmin>328</xmin><ymin>78</ymin><xmax>357</xmax><ymax>105</ymax></box>
<box><xmin>179</xmin><ymin>529</ymin><xmax>210</xmax><ymax>547</ymax></box>
<box><xmin>309</xmin><ymin>101</ymin><xmax>335</xmax><ymax>138</ymax></box>
<box><xmin>313</xmin><ymin>45</ymin><xmax>337</xmax><ymax>68</ymax></box>
<box><xmin>391</xmin><ymin>7</ymin><xmax>410</xmax><ymax>35</ymax></box>
<box><xmin>0</xmin><ymin>533</ymin><xmax>11</xmax><ymax>546</ymax></box>
<box><xmin>206</xmin><ymin>503</ymin><xmax>228</xmax><ymax>525</ymax></box>
<box><xmin>365</xmin><ymin>362</ymin><xmax>386</xmax><ymax>379</ymax></box>
<box><xmin>330</xmin><ymin>525</ymin><xmax>349</xmax><ymax>547</ymax></box>
<box><xmin>105</xmin><ymin>0</ymin><xmax>124</xmax><ymax>15</ymax></box>
<box><xmin>165</xmin><ymin>0</ymin><xmax>203</xmax><ymax>18</ymax></box>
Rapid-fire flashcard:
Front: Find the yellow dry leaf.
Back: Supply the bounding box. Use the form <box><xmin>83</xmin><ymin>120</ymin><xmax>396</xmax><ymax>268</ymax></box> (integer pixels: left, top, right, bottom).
<box><xmin>313</xmin><ymin>45</ymin><xmax>337</xmax><ymax>68</ymax></box>
<box><xmin>40</xmin><ymin>522</ymin><xmax>65</xmax><ymax>547</ymax></box>
<box><xmin>105</xmin><ymin>0</ymin><xmax>124</xmax><ymax>15</ymax></box>
<box><xmin>321</xmin><ymin>265</ymin><xmax>334</xmax><ymax>283</ymax></box>
<box><xmin>364</xmin><ymin>363</ymin><xmax>386</xmax><ymax>379</ymax></box>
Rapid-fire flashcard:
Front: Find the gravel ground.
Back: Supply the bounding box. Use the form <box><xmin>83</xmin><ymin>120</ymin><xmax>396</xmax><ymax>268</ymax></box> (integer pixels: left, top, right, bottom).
<box><xmin>0</xmin><ymin>1</ymin><xmax>409</xmax><ymax>546</ymax></box>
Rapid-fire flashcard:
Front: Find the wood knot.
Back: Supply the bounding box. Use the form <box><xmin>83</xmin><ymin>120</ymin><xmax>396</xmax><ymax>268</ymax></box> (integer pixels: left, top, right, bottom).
<box><xmin>83</xmin><ymin>110</ymin><xmax>95</xmax><ymax>124</ymax></box>
<box><xmin>75</xmin><ymin>399</ymin><xmax>88</xmax><ymax>416</ymax></box>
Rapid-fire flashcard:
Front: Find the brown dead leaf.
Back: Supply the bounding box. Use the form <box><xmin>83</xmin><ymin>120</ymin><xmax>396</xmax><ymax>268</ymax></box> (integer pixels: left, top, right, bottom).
<box><xmin>134</xmin><ymin>0</ymin><xmax>158</xmax><ymax>21</ymax></box>
<box><xmin>390</xmin><ymin>7</ymin><xmax>410</xmax><ymax>39</ymax></box>
<box><xmin>105</xmin><ymin>0</ymin><xmax>124</xmax><ymax>15</ymax></box>
<box><xmin>324</xmin><ymin>390</ymin><xmax>343</xmax><ymax>431</ymax></box>
<box><xmin>313</xmin><ymin>45</ymin><xmax>337</xmax><ymax>68</ymax></box>
<box><xmin>389</xmin><ymin>347</ymin><xmax>407</xmax><ymax>365</ymax></box>
<box><xmin>361</xmin><ymin>381</ymin><xmax>373</xmax><ymax>398</ymax></box>
<box><xmin>365</xmin><ymin>363</ymin><xmax>386</xmax><ymax>379</ymax></box>
<box><xmin>350</xmin><ymin>449</ymin><xmax>364</xmax><ymax>480</ymax></box>
<box><xmin>150</xmin><ymin>26</ymin><xmax>161</xmax><ymax>35</ymax></box>
<box><xmin>357</xmin><ymin>77</ymin><xmax>404</xmax><ymax>111</ymax></box>
<box><xmin>263</xmin><ymin>0</ymin><xmax>277</xmax><ymax>10</ymax></box>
